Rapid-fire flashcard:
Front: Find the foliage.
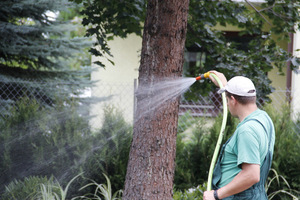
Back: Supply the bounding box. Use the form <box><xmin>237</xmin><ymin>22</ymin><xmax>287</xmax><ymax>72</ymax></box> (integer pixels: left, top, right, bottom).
<box><xmin>69</xmin><ymin>0</ymin><xmax>146</xmax><ymax>68</ymax></box>
<box><xmin>0</xmin><ymin>96</ymin><xmax>132</xmax><ymax>198</ymax></box>
<box><xmin>1</xmin><ymin>174</ymin><xmax>82</xmax><ymax>200</ymax></box>
<box><xmin>2</xmin><ymin>173</ymin><xmax>122</xmax><ymax>200</ymax></box>
<box><xmin>1</xmin><ymin>176</ymin><xmax>52</xmax><ymax>200</ymax></box>
<box><xmin>76</xmin><ymin>173</ymin><xmax>122</xmax><ymax>200</ymax></box>
<box><xmin>177</xmin><ymin>111</ymin><xmax>197</xmax><ymax>134</ymax></box>
<box><xmin>81</xmin><ymin>106</ymin><xmax>132</xmax><ymax>196</ymax></box>
<box><xmin>266</xmin><ymin>169</ymin><xmax>300</xmax><ymax>200</ymax></box>
<box><xmin>184</xmin><ymin>0</ymin><xmax>300</xmax><ymax>102</ymax></box>
<box><xmin>264</xmin><ymin>104</ymin><xmax>300</xmax><ymax>193</ymax></box>
<box><xmin>175</xmin><ymin>113</ymin><xmax>238</xmax><ymax>190</ymax></box>
<box><xmin>0</xmin><ymin>0</ymin><xmax>93</xmax><ymax>112</ymax></box>
<box><xmin>0</xmin><ymin>0</ymin><xmax>91</xmax><ymax>71</ymax></box>
<box><xmin>35</xmin><ymin>173</ymin><xmax>82</xmax><ymax>200</ymax></box>
<box><xmin>0</xmin><ymin>96</ymin><xmax>92</xmax><ymax>195</ymax></box>
<box><xmin>173</xmin><ymin>184</ymin><xmax>206</xmax><ymax>200</ymax></box>
<box><xmin>72</xmin><ymin>0</ymin><xmax>300</xmax><ymax>102</ymax></box>
<box><xmin>175</xmin><ymin>117</ymin><xmax>213</xmax><ymax>190</ymax></box>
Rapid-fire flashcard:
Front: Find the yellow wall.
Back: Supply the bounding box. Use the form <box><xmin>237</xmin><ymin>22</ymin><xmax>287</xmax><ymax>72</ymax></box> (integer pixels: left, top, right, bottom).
<box><xmin>267</xmin><ymin>36</ymin><xmax>289</xmax><ymax>108</ymax></box>
<box><xmin>90</xmin><ymin>34</ymin><xmax>142</xmax><ymax>129</ymax></box>
<box><xmin>92</xmin><ymin>35</ymin><xmax>141</xmax><ymax>84</ymax></box>
<box><xmin>291</xmin><ymin>29</ymin><xmax>300</xmax><ymax>120</ymax></box>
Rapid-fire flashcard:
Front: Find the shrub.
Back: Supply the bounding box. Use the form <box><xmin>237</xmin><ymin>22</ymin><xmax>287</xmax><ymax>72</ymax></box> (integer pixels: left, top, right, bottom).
<box><xmin>81</xmin><ymin>106</ymin><xmax>132</xmax><ymax>195</ymax></box>
<box><xmin>77</xmin><ymin>173</ymin><xmax>122</xmax><ymax>200</ymax></box>
<box><xmin>266</xmin><ymin>168</ymin><xmax>300</xmax><ymax>200</ymax></box>
<box><xmin>0</xmin><ymin>97</ymin><xmax>92</xmax><ymax>196</ymax></box>
<box><xmin>2</xmin><ymin>173</ymin><xmax>82</xmax><ymax>200</ymax></box>
<box><xmin>174</xmin><ymin>112</ymin><xmax>238</xmax><ymax>190</ymax></box>
<box><xmin>265</xmin><ymin>104</ymin><xmax>300</xmax><ymax>198</ymax></box>
<box><xmin>173</xmin><ymin>184</ymin><xmax>206</xmax><ymax>200</ymax></box>
<box><xmin>1</xmin><ymin>176</ymin><xmax>56</xmax><ymax>200</ymax></box>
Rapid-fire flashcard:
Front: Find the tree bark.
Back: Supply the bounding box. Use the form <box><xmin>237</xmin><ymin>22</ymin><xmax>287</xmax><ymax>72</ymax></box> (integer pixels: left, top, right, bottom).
<box><xmin>123</xmin><ymin>0</ymin><xmax>189</xmax><ymax>199</ymax></box>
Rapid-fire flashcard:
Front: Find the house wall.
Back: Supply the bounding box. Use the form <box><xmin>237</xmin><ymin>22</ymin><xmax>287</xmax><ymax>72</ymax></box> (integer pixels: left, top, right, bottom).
<box><xmin>291</xmin><ymin>29</ymin><xmax>300</xmax><ymax>121</ymax></box>
<box><xmin>267</xmin><ymin>37</ymin><xmax>288</xmax><ymax>108</ymax></box>
<box><xmin>90</xmin><ymin>34</ymin><xmax>142</xmax><ymax>129</ymax></box>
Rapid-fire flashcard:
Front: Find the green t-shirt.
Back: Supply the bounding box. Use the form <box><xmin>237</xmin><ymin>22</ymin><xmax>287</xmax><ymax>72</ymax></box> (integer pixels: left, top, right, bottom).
<box><xmin>218</xmin><ymin>109</ymin><xmax>275</xmax><ymax>187</ymax></box>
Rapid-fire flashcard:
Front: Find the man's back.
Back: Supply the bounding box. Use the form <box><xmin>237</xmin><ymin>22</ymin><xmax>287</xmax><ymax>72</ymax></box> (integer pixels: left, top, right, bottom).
<box><xmin>219</xmin><ymin>109</ymin><xmax>275</xmax><ymax>187</ymax></box>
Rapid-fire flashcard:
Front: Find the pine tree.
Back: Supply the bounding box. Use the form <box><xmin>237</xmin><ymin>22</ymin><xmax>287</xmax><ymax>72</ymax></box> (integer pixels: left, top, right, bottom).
<box><xmin>0</xmin><ymin>0</ymin><xmax>92</xmax><ymax>117</ymax></box>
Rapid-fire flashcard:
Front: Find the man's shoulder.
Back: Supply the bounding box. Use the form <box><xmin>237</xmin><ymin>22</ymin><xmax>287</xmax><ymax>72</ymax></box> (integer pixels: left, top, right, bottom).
<box><xmin>245</xmin><ymin>110</ymin><xmax>274</xmax><ymax>129</ymax></box>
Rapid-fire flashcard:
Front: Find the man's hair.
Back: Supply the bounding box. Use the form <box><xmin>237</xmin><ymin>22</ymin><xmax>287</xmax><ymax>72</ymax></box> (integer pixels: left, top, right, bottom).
<box><xmin>225</xmin><ymin>91</ymin><xmax>256</xmax><ymax>105</ymax></box>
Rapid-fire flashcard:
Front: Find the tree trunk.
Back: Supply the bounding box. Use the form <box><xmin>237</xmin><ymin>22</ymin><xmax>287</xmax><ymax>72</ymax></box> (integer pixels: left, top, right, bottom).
<box><xmin>123</xmin><ymin>0</ymin><xmax>189</xmax><ymax>199</ymax></box>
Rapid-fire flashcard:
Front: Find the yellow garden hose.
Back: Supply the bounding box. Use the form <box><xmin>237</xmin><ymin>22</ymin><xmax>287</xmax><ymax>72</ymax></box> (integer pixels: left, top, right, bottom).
<box><xmin>195</xmin><ymin>72</ymin><xmax>228</xmax><ymax>191</ymax></box>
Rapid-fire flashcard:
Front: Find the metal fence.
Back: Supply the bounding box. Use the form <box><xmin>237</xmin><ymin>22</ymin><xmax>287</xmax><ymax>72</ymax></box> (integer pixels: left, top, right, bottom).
<box><xmin>1</xmin><ymin>79</ymin><xmax>300</xmax><ymax>131</ymax></box>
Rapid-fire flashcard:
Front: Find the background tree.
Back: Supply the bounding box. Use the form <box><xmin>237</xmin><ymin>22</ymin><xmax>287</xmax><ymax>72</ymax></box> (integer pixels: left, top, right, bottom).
<box><xmin>0</xmin><ymin>0</ymin><xmax>92</xmax><ymax>115</ymax></box>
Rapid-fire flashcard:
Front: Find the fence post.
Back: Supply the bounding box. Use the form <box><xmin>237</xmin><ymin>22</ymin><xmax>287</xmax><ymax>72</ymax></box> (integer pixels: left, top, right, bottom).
<box><xmin>133</xmin><ymin>79</ymin><xmax>137</xmax><ymax>122</ymax></box>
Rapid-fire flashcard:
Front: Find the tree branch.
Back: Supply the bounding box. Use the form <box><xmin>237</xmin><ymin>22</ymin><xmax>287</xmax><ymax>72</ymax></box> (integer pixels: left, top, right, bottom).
<box><xmin>245</xmin><ymin>0</ymin><xmax>272</xmax><ymax>26</ymax></box>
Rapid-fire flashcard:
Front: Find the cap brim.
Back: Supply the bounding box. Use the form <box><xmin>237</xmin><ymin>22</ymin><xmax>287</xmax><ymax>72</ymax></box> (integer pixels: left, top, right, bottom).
<box><xmin>217</xmin><ymin>88</ymin><xmax>226</xmax><ymax>94</ymax></box>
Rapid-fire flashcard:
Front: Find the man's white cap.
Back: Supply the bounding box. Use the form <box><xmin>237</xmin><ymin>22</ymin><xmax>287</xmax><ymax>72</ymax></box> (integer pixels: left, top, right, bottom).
<box><xmin>218</xmin><ymin>76</ymin><xmax>256</xmax><ymax>97</ymax></box>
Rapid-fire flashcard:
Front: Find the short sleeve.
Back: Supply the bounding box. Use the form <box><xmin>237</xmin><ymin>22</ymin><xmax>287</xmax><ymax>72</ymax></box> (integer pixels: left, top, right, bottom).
<box><xmin>237</xmin><ymin>131</ymin><xmax>260</xmax><ymax>168</ymax></box>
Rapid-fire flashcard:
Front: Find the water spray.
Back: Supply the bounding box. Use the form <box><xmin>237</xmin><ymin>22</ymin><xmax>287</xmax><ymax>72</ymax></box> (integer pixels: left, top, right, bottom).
<box><xmin>195</xmin><ymin>72</ymin><xmax>228</xmax><ymax>191</ymax></box>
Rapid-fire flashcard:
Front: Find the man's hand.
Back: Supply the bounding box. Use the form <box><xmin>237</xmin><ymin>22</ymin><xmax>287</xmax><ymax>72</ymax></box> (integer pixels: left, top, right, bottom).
<box><xmin>203</xmin><ymin>190</ymin><xmax>216</xmax><ymax>200</ymax></box>
<box><xmin>209</xmin><ymin>70</ymin><xmax>227</xmax><ymax>88</ymax></box>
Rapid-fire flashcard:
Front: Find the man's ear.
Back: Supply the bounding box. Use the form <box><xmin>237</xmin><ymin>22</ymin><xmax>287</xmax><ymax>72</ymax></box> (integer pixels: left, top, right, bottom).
<box><xmin>231</xmin><ymin>95</ymin><xmax>237</xmax><ymax>104</ymax></box>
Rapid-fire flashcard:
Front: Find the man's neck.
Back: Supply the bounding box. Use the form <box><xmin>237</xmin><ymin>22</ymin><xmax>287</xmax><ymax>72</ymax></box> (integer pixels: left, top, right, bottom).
<box><xmin>237</xmin><ymin>103</ymin><xmax>258</xmax><ymax>122</ymax></box>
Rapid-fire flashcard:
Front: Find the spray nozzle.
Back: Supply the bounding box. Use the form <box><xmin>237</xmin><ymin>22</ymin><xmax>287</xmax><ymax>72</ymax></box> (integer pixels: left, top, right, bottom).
<box><xmin>195</xmin><ymin>72</ymin><xmax>210</xmax><ymax>81</ymax></box>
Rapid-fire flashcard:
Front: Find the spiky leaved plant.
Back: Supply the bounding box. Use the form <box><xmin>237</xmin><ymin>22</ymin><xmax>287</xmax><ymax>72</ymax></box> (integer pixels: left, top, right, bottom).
<box><xmin>266</xmin><ymin>169</ymin><xmax>300</xmax><ymax>200</ymax></box>
<box><xmin>77</xmin><ymin>173</ymin><xmax>122</xmax><ymax>200</ymax></box>
<box><xmin>36</xmin><ymin>173</ymin><xmax>82</xmax><ymax>200</ymax></box>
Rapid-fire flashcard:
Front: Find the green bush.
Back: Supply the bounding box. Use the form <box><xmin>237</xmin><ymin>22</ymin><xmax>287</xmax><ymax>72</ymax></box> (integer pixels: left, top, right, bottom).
<box><xmin>173</xmin><ymin>184</ymin><xmax>206</xmax><ymax>200</ymax></box>
<box><xmin>0</xmin><ymin>98</ymin><xmax>132</xmax><ymax>198</ymax></box>
<box><xmin>264</xmin><ymin>104</ymin><xmax>300</xmax><ymax>198</ymax></box>
<box><xmin>174</xmin><ymin>112</ymin><xmax>238</xmax><ymax>190</ymax></box>
<box><xmin>78</xmin><ymin>173</ymin><xmax>122</xmax><ymax>200</ymax></box>
<box><xmin>0</xmin><ymin>97</ymin><xmax>92</xmax><ymax>195</ymax></box>
<box><xmin>175</xmin><ymin>117</ymin><xmax>209</xmax><ymax>190</ymax></box>
<box><xmin>177</xmin><ymin>111</ymin><xmax>196</xmax><ymax>134</ymax></box>
<box><xmin>2</xmin><ymin>173</ymin><xmax>83</xmax><ymax>200</ymax></box>
<box><xmin>81</xmin><ymin>106</ymin><xmax>132</xmax><ymax>195</ymax></box>
<box><xmin>1</xmin><ymin>176</ymin><xmax>56</xmax><ymax>200</ymax></box>
<box><xmin>266</xmin><ymin>168</ymin><xmax>300</xmax><ymax>200</ymax></box>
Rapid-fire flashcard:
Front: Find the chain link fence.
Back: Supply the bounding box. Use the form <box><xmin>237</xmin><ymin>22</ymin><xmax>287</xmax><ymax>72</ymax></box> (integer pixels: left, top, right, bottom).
<box><xmin>0</xmin><ymin>80</ymin><xmax>55</xmax><ymax>117</ymax></box>
<box><xmin>1</xmin><ymin>79</ymin><xmax>300</xmax><ymax>131</ymax></box>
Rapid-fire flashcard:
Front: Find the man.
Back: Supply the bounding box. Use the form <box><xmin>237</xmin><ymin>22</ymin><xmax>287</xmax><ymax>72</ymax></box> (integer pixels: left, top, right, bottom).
<box><xmin>203</xmin><ymin>71</ymin><xmax>275</xmax><ymax>200</ymax></box>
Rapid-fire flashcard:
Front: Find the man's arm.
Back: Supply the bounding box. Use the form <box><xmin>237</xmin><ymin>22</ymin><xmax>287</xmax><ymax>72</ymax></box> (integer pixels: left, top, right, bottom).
<box><xmin>203</xmin><ymin>163</ymin><xmax>260</xmax><ymax>200</ymax></box>
<box><xmin>208</xmin><ymin>70</ymin><xmax>228</xmax><ymax>88</ymax></box>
